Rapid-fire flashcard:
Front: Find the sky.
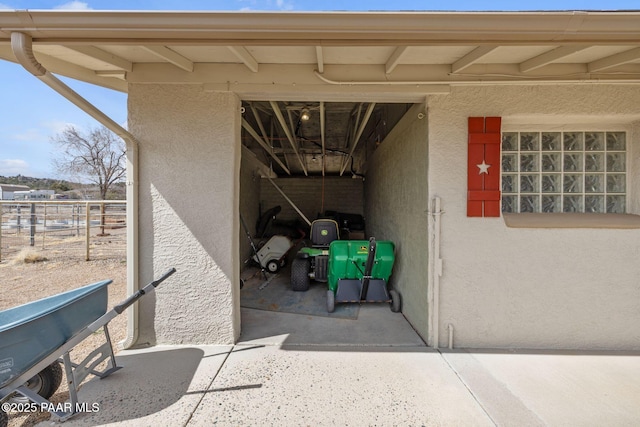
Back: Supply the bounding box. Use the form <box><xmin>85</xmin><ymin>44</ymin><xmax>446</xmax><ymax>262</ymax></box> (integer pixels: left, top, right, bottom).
<box><xmin>1</xmin><ymin>1</ymin><xmax>639</xmax><ymax>179</ymax></box>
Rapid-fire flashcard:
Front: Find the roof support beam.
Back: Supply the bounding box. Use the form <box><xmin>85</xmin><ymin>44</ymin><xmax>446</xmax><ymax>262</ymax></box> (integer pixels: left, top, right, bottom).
<box><xmin>385</xmin><ymin>46</ymin><xmax>408</xmax><ymax>74</ymax></box>
<box><xmin>588</xmin><ymin>47</ymin><xmax>640</xmax><ymax>72</ymax></box>
<box><xmin>269</xmin><ymin>101</ymin><xmax>308</xmax><ymax>176</ymax></box>
<box><xmin>242</xmin><ymin>118</ymin><xmax>290</xmax><ymax>175</ymax></box>
<box><xmin>65</xmin><ymin>46</ymin><xmax>133</xmax><ymax>72</ymax></box>
<box><xmin>520</xmin><ymin>45</ymin><xmax>588</xmax><ymax>73</ymax></box>
<box><xmin>451</xmin><ymin>46</ymin><xmax>497</xmax><ymax>74</ymax></box>
<box><xmin>340</xmin><ymin>102</ymin><xmax>375</xmax><ymax>176</ymax></box>
<box><xmin>228</xmin><ymin>46</ymin><xmax>259</xmax><ymax>72</ymax></box>
<box><xmin>142</xmin><ymin>45</ymin><xmax>193</xmax><ymax>72</ymax></box>
<box><xmin>250</xmin><ymin>103</ymin><xmax>270</xmax><ymax>144</ymax></box>
<box><xmin>315</xmin><ymin>46</ymin><xmax>324</xmax><ymax>73</ymax></box>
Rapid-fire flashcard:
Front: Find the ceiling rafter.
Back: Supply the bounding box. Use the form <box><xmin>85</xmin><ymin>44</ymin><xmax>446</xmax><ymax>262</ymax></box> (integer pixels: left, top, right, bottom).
<box><xmin>385</xmin><ymin>46</ymin><xmax>409</xmax><ymax>74</ymax></box>
<box><xmin>65</xmin><ymin>45</ymin><xmax>133</xmax><ymax>71</ymax></box>
<box><xmin>451</xmin><ymin>45</ymin><xmax>498</xmax><ymax>74</ymax></box>
<box><xmin>241</xmin><ymin>117</ymin><xmax>290</xmax><ymax>175</ymax></box>
<box><xmin>250</xmin><ymin>103</ymin><xmax>270</xmax><ymax>144</ymax></box>
<box><xmin>588</xmin><ymin>47</ymin><xmax>640</xmax><ymax>73</ymax></box>
<box><xmin>520</xmin><ymin>46</ymin><xmax>589</xmax><ymax>73</ymax></box>
<box><xmin>340</xmin><ymin>102</ymin><xmax>375</xmax><ymax>176</ymax></box>
<box><xmin>142</xmin><ymin>45</ymin><xmax>193</xmax><ymax>72</ymax></box>
<box><xmin>228</xmin><ymin>46</ymin><xmax>259</xmax><ymax>72</ymax></box>
<box><xmin>269</xmin><ymin>101</ymin><xmax>308</xmax><ymax>176</ymax></box>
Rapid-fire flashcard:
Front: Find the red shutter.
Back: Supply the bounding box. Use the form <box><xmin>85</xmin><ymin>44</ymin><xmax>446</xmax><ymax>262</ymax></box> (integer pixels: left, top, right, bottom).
<box><xmin>467</xmin><ymin>117</ymin><xmax>502</xmax><ymax>217</ymax></box>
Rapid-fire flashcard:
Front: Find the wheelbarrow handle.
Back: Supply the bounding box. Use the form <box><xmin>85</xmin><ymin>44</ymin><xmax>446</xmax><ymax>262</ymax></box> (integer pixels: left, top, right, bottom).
<box><xmin>114</xmin><ymin>268</ymin><xmax>177</xmax><ymax>314</ymax></box>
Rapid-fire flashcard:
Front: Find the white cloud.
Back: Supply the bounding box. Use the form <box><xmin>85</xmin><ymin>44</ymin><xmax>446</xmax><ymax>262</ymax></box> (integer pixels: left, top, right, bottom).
<box><xmin>0</xmin><ymin>159</ymin><xmax>30</xmax><ymax>176</ymax></box>
<box><xmin>10</xmin><ymin>120</ymin><xmax>77</xmax><ymax>143</ymax></box>
<box><xmin>12</xmin><ymin>129</ymin><xmax>45</xmax><ymax>142</ymax></box>
<box><xmin>0</xmin><ymin>4</ymin><xmax>13</xmax><ymax>10</ymax></box>
<box><xmin>236</xmin><ymin>0</ymin><xmax>294</xmax><ymax>10</ymax></box>
<box><xmin>43</xmin><ymin>120</ymin><xmax>79</xmax><ymax>135</ymax></box>
<box><xmin>53</xmin><ymin>1</ymin><xmax>92</xmax><ymax>10</ymax></box>
<box><xmin>275</xmin><ymin>0</ymin><xmax>294</xmax><ymax>10</ymax></box>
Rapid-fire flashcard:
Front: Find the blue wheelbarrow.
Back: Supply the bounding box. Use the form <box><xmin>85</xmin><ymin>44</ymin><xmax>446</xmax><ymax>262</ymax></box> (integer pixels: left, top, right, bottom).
<box><xmin>0</xmin><ymin>268</ymin><xmax>176</xmax><ymax>426</ymax></box>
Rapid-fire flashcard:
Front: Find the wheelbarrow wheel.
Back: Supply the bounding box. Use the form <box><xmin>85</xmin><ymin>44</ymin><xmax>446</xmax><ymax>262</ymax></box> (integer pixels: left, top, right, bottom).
<box><xmin>291</xmin><ymin>258</ymin><xmax>310</xmax><ymax>291</ymax></box>
<box><xmin>0</xmin><ymin>408</ymin><xmax>7</xmax><ymax>427</ymax></box>
<box><xmin>266</xmin><ymin>259</ymin><xmax>280</xmax><ymax>273</ymax></box>
<box><xmin>9</xmin><ymin>362</ymin><xmax>63</xmax><ymax>404</ymax></box>
<box><xmin>389</xmin><ymin>289</ymin><xmax>401</xmax><ymax>313</ymax></box>
<box><xmin>327</xmin><ymin>290</ymin><xmax>335</xmax><ymax>313</ymax></box>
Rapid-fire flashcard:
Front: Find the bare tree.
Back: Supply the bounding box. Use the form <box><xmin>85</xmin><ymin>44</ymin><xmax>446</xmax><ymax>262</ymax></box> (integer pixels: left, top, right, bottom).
<box><xmin>52</xmin><ymin>125</ymin><xmax>126</xmax><ymax>235</ymax></box>
<box><xmin>52</xmin><ymin>125</ymin><xmax>126</xmax><ymax>200</ymax></box>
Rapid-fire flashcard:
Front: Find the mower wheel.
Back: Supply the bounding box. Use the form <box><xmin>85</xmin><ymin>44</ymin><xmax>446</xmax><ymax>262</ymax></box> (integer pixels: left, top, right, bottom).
<box><xmin>389</xmin><ymin>289</ymin><xmax>401</xmax><ymax>313</ymax></box>
<box><xmin>291</xmin><ymin>258</ymin><xmax>310</xmax><ymax>291</ymax></box>
<box><xmin>327</xmin><ymin>290</ymin><xmax>335</xmax><ymax>313</ymax></box>
<box><xmin>266</xmin><ymin>259</ymin><xmax>280</xmax><ymax>273</ymax></box>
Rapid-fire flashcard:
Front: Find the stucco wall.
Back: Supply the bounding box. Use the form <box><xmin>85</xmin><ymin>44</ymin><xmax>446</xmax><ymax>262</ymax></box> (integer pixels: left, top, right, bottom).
<box><xmin>365</xmin><ymin>103</ymin><xmax>430</xmax><ymax>341</ymax></box>
<box><xmin>428</xmin><ymin>85</ymin><xmax>640</xmax><ymax>350</ymax></box>
<box><xmin>129</xmin><ymin>84</ymin><xmax>241</xmax><ymax>345</ymax></box>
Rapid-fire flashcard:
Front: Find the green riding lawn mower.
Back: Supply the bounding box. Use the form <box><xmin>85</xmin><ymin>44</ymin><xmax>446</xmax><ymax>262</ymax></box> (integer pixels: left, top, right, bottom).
<box><xmin>290</xmin><ymin>219</ymin><xmax>401</xmax><ymax>313</ymax></box>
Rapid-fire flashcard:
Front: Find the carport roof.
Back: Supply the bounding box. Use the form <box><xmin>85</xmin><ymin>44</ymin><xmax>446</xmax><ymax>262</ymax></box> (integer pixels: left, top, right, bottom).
<box><xmin>1</xmin><ymin>10</ymin><xmax>640</xmax><ymax>98</ymax></box>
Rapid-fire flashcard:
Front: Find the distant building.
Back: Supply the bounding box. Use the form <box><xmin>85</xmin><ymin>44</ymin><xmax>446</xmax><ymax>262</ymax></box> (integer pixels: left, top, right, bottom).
<box><xmin>13</xmin><ymin>190</ymin><xmax>55</xmax><ymax>200</ymax></box>
<box><xmin>0</xmin><ymin>184</ymin><xmax>30</xmax><ymax>200</ymax></box>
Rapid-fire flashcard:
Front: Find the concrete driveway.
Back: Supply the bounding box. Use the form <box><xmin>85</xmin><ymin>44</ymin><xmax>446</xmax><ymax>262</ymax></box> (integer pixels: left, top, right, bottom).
<box><xmin>35</xmin><ymin>304</ymin><xmax>640</xmax><ymax>426</ymax></box>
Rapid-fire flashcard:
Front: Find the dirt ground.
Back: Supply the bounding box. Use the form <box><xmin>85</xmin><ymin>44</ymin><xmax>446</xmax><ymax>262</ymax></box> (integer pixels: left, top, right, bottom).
<box><xmin>0</xmin><ymin>248</ymin><xmax>127</xmax><ymax>427</ymax></box>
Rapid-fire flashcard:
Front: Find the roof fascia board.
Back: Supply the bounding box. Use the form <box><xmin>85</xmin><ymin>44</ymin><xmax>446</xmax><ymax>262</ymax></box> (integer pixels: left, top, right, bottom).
<box><xmin>2</xmin><ymin>11</ymin><xmax>640</xmax><ymax>44</ymax></box>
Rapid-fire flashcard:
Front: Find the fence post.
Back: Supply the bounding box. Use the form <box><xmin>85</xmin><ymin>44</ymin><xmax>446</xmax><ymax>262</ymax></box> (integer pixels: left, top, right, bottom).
<box><xmin>42</xmin><ymin>203</ymin><xmax>47</xmax><ymax>249</ymax></box>
<box><xmin>30</xmin><ymin>203</ymin><xmax>36</xmax><ymax>247</ymax></box>
<box><xmin>100</xmin><ymin>201</ymin><xmax>105</xmax><ymax>235</ymax></box>
<box><xmin>0</xmin><ymin>207</ymin><xmax>3</xmax><ymax>262</ymax></box>
<box><xmin>75</xmin><ymin>203</ymin><xmax>80</xmax><ymax>236</ymax></box>
<box><xmin>85</xmin><ymin>202</ymin><xmax>90</xmax><ymax>261</ymax></box>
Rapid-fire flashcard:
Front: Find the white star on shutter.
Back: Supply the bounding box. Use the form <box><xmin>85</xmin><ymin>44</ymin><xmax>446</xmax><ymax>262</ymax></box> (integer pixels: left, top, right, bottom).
<box><xmin>477</xmin><ymin>160</ymin><xmax>491</xmax><ymax>174</ymax></box>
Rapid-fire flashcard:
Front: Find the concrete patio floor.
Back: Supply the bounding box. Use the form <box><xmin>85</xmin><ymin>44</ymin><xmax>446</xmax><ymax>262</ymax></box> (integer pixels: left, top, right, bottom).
<box><xmin>35</xmin><ymin>303</ymin><xmax>640</xmax><ymax>427</ymax></box>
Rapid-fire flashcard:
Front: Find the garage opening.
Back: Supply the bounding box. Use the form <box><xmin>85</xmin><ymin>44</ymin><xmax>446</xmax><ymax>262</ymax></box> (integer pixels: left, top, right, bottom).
<box><xmin>238</xmin><ymin>100</ymin><xmax>429</xmax><ymax>345</ymax></box>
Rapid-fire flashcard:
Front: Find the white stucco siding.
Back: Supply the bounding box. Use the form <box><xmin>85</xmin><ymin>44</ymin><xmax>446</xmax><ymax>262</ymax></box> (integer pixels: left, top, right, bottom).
<box><xmin>428</xmin><ymin>85</ymin><xmax>640</xmax><ymax>350</ymax></box>
<box><xmin>129</xmin><ymin>84</ymin><xmax>241</xmax><ymax>345</ymax></box>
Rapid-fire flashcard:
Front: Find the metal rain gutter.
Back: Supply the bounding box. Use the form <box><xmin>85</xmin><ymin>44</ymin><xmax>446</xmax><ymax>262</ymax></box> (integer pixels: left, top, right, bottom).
<box><xmin>10</xmin><ymin>31</ymin><xmax>141</xmax><ymax>350</ymax></box>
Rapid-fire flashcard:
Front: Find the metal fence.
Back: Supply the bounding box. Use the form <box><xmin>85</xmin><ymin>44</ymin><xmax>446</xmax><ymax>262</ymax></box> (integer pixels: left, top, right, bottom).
<box><xmin>0</xmin><ymin>200</ymin><xmax>126</xmax><ymax>262</ymax></box>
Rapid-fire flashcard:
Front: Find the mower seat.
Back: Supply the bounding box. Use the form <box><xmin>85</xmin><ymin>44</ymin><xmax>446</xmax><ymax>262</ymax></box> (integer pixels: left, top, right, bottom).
<box><xmin>310</xmin><ymin>219</ymin><xmax>339</xmax><ymax>248</ymax></box>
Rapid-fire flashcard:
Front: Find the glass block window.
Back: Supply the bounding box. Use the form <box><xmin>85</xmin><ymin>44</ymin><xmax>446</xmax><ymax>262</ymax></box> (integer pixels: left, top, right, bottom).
<box><xmin>501</xmin><ymin>131</ymin><xmax>626</xmax><ymax>213</ymax></box>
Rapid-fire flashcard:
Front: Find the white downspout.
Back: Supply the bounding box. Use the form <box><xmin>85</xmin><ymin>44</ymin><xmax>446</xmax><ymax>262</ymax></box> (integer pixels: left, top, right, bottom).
<box><xmin>11</xmin><ymin>31</ymin><xmax>140</xmax><ymax>349</ymax></box>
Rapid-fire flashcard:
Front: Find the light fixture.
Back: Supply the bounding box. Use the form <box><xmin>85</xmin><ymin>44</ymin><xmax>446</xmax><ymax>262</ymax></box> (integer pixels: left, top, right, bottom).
<box><xmin>300</xmin><ymin>107</ymin><xmax>311</xmax><ymax>121</ymax></box>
